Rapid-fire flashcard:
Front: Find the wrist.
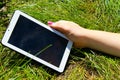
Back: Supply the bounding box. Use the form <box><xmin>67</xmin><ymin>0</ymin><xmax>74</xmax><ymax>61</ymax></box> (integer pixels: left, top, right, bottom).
<box><xmin>79</xmin><ymin>29</ymin><xmax>93</xmax><ymax>48</ymax></box>
<box><xmin>74</xmin><ymin>28</ymin><xmax>91</xmax><ymax>48</ymax></box>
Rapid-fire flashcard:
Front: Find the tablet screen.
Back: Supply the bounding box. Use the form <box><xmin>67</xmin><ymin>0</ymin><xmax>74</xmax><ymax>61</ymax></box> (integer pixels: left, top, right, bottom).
<box><xmin>8</xmin><ymin>15</ymin><xmax>68</xmax><ymax>67</ymax></box>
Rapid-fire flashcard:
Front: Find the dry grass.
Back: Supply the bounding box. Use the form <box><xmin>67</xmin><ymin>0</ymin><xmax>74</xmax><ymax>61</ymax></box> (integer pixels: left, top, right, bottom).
<box><xmin>0</xmin><ymin>0</ymin><xmax>120</xmax><ymax>80</ymax></box>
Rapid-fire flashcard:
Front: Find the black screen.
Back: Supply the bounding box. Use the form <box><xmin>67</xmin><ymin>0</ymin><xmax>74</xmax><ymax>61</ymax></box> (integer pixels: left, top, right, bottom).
<box><xmin>8</xmin><ymin>15</ymin><xmax>68</xmax><ymax>67</ymax></box>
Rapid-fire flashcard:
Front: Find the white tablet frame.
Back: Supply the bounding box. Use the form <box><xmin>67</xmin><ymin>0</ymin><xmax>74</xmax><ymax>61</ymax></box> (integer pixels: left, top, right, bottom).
<box><xmin>2</xmin><ymin>10</ymin><xmax>73</xmax><ymax>72</ymax></box>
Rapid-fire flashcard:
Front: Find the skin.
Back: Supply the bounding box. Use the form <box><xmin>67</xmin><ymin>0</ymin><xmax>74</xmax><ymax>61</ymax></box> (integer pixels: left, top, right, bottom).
<box><xmin>48</xmin><ymin>20</ymin><xmax>120</xmax><ymax>57</ymax></box>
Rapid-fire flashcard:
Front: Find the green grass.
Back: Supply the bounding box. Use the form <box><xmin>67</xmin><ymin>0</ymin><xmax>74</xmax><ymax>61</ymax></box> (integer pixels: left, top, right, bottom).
<box><xmin>0</xmin><ymin>0</ymin><xmax>120</xmax><ymax>79</ymax></box>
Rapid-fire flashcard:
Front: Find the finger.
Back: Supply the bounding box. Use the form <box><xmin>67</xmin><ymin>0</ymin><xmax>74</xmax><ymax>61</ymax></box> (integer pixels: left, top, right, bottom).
<box><xmin>48</xmin><ymin>21</ymin><xmax>69</xmax><ymax>34</ymax></box>
<box><xmin>48</xmin><ymin>21</ymin><xmax>54</xmax><ymax>26</ymax></box>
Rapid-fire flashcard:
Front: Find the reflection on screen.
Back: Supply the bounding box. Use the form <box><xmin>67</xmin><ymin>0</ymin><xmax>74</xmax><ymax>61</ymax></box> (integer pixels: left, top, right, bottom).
<box><xmin>8</xmin><ymin>15</ymin><xmax>68</xmax><ymax>67</ymax></box>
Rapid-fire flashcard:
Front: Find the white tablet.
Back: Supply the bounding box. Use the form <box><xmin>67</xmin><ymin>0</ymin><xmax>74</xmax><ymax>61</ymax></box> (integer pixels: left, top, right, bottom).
<box><xmin>1</xmin><ymin>10</ymin><xmax>73</xmax><ymax>72</ymax></box>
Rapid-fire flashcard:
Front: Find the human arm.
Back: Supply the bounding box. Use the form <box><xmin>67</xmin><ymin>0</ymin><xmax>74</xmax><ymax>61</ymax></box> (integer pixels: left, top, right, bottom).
<box><xmin>48</xmin><ymin>20</ymin><xmax>120</xmax><ymax>57</ymax></box>
<box><xmin>85</xmin><ymin>30</ymin><xmax>120</xmax><ymax>57</ymax></box>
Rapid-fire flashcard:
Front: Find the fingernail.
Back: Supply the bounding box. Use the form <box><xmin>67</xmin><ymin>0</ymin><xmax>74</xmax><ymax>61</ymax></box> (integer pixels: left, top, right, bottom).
<box><xmin>48</xmin><ymin>21</ymin><xmax>54</xmax><ymax>25</ymax></box>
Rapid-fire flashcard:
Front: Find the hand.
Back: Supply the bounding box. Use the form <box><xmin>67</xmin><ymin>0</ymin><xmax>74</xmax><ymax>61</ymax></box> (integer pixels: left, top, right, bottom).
<box><xmin>48</xmin><ymin>20</ymin><xmax>120</xmax><ymax>57</ymax></box>
<box><xmin>48</xmin><ymin>20</ymin><xmax>88</xmax><ymax>48</ymax></box>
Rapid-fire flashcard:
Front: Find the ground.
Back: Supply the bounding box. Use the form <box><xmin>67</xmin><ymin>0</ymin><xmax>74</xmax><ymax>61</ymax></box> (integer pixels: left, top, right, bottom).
<box><xmin>0</xmin><ymin>0</ymin><xmax>120</xmax><ymax>80</ymax></box>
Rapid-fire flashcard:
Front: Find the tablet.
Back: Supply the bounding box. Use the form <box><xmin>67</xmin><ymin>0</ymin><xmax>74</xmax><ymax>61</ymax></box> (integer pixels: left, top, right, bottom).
<box><xmin>1</xmin><ymin>10</ymin><xmax>73</xmax><ymax>72</ymax></box>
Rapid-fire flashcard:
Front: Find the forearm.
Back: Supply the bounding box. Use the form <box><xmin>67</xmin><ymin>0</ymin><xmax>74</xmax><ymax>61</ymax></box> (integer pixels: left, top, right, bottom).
<box><xmin>85</xmin><ymin>30</ymin><xmax>120</xmax><ymax>57</ymax></box>
<box><xmin>48</xmin><ymin>20</ymin><xmax>120</xmax><ymax>57</ymax></box>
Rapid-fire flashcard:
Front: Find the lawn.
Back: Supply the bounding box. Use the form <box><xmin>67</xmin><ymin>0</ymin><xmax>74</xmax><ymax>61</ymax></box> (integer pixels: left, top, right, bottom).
<box><xmin>0</xmin><ymin>0</ymin><xmax>120</xmax><ymax>80</ymax></box>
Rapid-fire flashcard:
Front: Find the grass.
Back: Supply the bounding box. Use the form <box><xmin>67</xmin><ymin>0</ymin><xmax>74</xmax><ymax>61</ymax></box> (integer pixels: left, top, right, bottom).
<box><xmin>0</xmin><ymin>0</ymin><xmax>120</xmax><ymax>79</ymax></box>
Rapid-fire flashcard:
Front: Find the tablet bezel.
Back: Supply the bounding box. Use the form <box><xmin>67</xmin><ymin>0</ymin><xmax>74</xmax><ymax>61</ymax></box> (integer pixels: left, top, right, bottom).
<box><xmin>2</xmin><ymin>10</ymin><xmax>73</xmax><ymax>72</ymax></box>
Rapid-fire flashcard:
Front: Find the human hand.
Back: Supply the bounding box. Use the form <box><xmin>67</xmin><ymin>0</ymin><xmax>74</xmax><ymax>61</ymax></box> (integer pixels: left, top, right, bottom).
<box><xmin>48</xmin><ymin>20</ymin><xmax>88</xmax><ymax>48</ymax></box>
<box><xmin>48</xmin><ymin>20</ymin><xmax>120</xmax><ymax>57</ymax></box>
